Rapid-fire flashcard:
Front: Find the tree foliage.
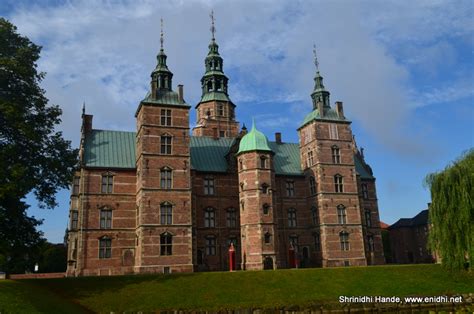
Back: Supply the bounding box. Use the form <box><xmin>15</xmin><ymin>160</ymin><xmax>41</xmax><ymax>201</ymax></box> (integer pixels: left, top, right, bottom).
<box><xmin>0</xmin><ymin>18</ymin><xmax>78</xmax><ymax>273</ymax></box>
<box><xmin>425</xmin><ymin>149</ymin><xmax>474</xmax><ymax>271</ymax></box>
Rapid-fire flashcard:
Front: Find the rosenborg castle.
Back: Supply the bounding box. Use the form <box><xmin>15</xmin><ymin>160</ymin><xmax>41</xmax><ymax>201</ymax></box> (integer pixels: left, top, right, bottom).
<box><xmin>66</xmin><ymin>20</ymin><xmax>385</xmax><ymax>276</ymax></box>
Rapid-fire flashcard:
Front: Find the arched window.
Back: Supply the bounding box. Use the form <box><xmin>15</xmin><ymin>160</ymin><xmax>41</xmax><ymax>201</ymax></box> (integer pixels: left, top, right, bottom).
<box><xmin>337</xmin><ymin>205</ymin><xmax>347</xmax><ymax>224</ymax></box>
<box><xmin>160</xmin><ymin>167</ymin><xmax>172</xmax><ymax>189</ymax></box>
<box><xmin>311</xmin><ymin>206</ymin><xmax>318</xmax><ymax>225</ymax></box>
<box><xmin>99</xmin><ymin>237</ymin><xmax>112</xmax><ymax>259</ymax></box>
<box><xmin>365</xmin><ymin>209</ymin><xmax>372</xmax><ymax>227</ymax></box>
<box><xmin>261</xmin><ymin>183</ymin><xmax>269</xmax><ymax>194</ymax></box>
<box><xmin>263</xmin><ymin>203</ymin><xmax>270</xmax><ymax>215</ymax></box>
<box><xmin>332</xmin><ymin>145</ymin><xmax>341</xmax><ymax>164</ymax></box>
<box><xmin>160</xmin><ymin>232</ymin><xmax>172</xmax><ymax>256</ymax></box>
<box><xmin>160</xmin><ymin>202</ymin><xmax>172</xmax><ymax>225</ymax></box>
<box><xmin>260</xmin><ymin>156</ymin><xmax>267</xmax><ymax>168</ymax></box>
<box><xmin>226</xmin><ymin>208</ymin><xmax>237</xmax><ymax>227</ymax></box>
<box><xmin>334</xmin><ymin>174</ymin><xmax>344</xmax><ymax>193</ymax></box>
<box><xmin>264</xmin><ymin>232</ymin><xmax>271</xmax><ymax>244</ymax></box>
<box><xmin>309</xmin><ymin>176</ymin><xmax>316</xmax><ymax>195</ymax></box>
<box><xmin>204</xmin><ymin>208</ymin><xmax>215</xmax><ymax>228</ymax></box>
<box><xmin>288</xmin><ymin>208</ymin><xmax>297</xmax><ymax>227</ymax></box>
<box><xmin>340</xmin><ymin>231</ymin><xmax>349</xmax><ymax>251</ymax></box>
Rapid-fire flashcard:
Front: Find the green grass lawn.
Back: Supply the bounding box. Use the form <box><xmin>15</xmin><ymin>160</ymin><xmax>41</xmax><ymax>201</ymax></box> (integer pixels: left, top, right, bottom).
<box><xmin>1</xmin><ymin>264</ymin><xmax>473</xmax><ymax>313</ymax></box>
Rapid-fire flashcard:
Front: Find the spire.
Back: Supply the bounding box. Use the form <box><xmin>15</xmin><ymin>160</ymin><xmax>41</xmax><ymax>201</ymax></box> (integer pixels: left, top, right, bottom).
<box><xmin>199</xmin><ymin>10</ymin><xmax>231</xmax><ymax>102</ymax></box>
<box><xmin>310</xmin><ymin>44</ymin><xmax>330</xmax><ymax>109</ymax></box>
<box><xmin>151</xmin><ymin>18</ymin><xmax>173</xmax><ymax>93</ymax></box>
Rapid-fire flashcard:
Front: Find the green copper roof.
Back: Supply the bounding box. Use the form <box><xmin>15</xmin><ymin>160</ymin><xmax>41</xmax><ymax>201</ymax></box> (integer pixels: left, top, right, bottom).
<box><xmin>140</xmin><ymin>91</ymin><xmax>189</xmax><ymax>107</ymax></box>
<box><xmin>200</xmin><ymin>91</ymin><xmax>231</xmax><ymax>103</ymax></box>
<box><xmin>84</xmin><ymin>130</ymin><xmax>136</xmax><ymax>168</ymax></box>
<box><xmin>237</xmin><ymin>122</ymin><xmax>272</xmax><ymax>154</ymax></box>
<box><xmin>83</xmin><ymin>130</ymin><xmax>373</xmax><ymax>179</ymax></box>
<box><xmin>299</xmin><ymin>107</ymin><xmax>348</xmax><ymax>128</ymax></box>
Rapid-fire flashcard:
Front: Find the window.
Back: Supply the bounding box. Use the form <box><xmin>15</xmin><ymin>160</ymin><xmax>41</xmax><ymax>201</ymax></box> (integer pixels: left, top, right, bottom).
<box><xmin>261</xmin><ymin>183</ymin><xmax>269</xmax><ymax>194</ymax></box>
<box><xmin>308</xmin><ymin>149</ymin><xmax>314</xmax><ymax>166</ymax></box>
<box><xmin>99</xmin><ymin>237</ymin><xmax>112</xmax><ymax>259</ymax></box>
<box><xmin>206</xmin><ymin>236</ymin><xmax>216</xmax><ymax>255</ymax></box>
<box><xmin>329</xmin><ymin>124</ymin><xmax>339</xmax><ymax>139</ymax></box>
<box><xmin>263</xmin><ymin>203</ymin><xmax>270</xmax><ymax>215</ymax></box>
<box><xmin>204</xmin><ymin>208</ymin><xmax>215</xmax><ymax>228</ymax></box>
<box><xmin>204</xmin><ymin>177</ymin><xmax>215</xmax><ymax>195</ymax></box>
<box><xmin>286</xmin><ymin>181</ymin><xmax>295</xmax><ymax>197</ymax></box>
<box><xmin>100</xmin><ymin>209</ymin><xmax>112</xmax><ymax>229</ymax></box>
<box><xmin>309</xmin><ymin>176</ymin><xmax>316</xmax><ymax>195</ymax></box>
<box><xmin>311</xmin><ymin>206</ymin><xmax>318</xmax><ymax>225</ymax></box>
<box><xmin>217</xmin><ymin>104</ymin><xmax>224</xmax><ymax>116</ymax></box>
<box><xmin>289</xmin><ymin>235</ymin><xmax>299</xmax><ymax>250</ymax></box>
<box><xmin>72</xmin><ymin>176</ymin><xmax>80</xmax><ymax>194</ymax></box>
<box><xmin>160</xmin><ymin>203</ymin><xmax>172</xmax><ymax>225</ymax></box>
<box><xmin>340</xmin><ymin>232</ymin><xmax>349</xmax><ymax>251</ymax></box>
<box><xmin>160</xmin><ymin>135</ymin><xmax>172</xmax><ymax>154</ymax></box>
<box><xmin>226</xmin><ymin>208</ymin><xmax>237</xmax><ymax>227</ymax></box>
<box><xmin>288</xmin><ymin>208</ymin><xmax>297</xmax><ymax>227</ymax></box>
<box><xmin>101</xmin><ymin>174</ymin><xmax>113</xmax><ymax>193</ymax></box>
<box><xmin>264</xmin><ymin>232</ymin><xmax>271</xmax><ymax>244</ymax></box>
<box><xmin>160</xmin><ymin>168</ymin><xmax>172</xmax><ymax>189</ymax></box>
<box><xmin>160</xmin><ymin>109</ymin><xmax>171</xmax><ymax>126</ymax></box>
<box><xmin>337</xmin><ymin>205</ymin><xmax>347</xmax><ymax>224</ymax></box>
<box><xmin>260</xmin><ymin>156</ymin><xmax>267</xmax><ymax>168</ymax></box>
<box><xmin>332</xmin><ymin>145</ymin><xmax>341</xmax><ymax>164</ymax></box>
<box><xmin>160</xmin><ymin>233</ymin><xmax>172</xmax><ymax>256</ymax></box>
<box><xmin>334</xmin><ymin>174</ymin><xmax>344</xmax><ymax>193</ymax></box>
<box><xmin>71</xmin><ymin>210</ymin><xmax>78</xmax><ymax>230</ymax></box>
<box><xmin>365</xmin><ymin>209</ymin><xmax>372</xmax><ymax>227</ymax></box>
<box><xmin>219</xmin><ymin>130</ymin><xmax>225</xmax><ymax>137</ymax></box>
<box><xmin>368</xmin><ymin>235</ymin><xmax>374</xmax><ymax>252</ymax></box>
<box><xmin>314</xmin><ymin>233</ymin><xmax>321</xmax><ymax>251</ymax></box>
<box><xmin>361</xmin><ymin>183</ymin><xmax>369</xmax><ymax>199</ymax></box>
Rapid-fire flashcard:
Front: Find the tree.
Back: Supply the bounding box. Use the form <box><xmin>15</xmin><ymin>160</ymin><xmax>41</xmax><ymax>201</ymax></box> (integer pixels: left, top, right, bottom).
<box><xmin>425</xmin><ymin>149</ymin><xmax>473</xmax><ymax>271</ymax></box>
<box><xmin>0</xmin><ymin>18</ymin><xmax>78</xmax><ymax>273</ymax></box>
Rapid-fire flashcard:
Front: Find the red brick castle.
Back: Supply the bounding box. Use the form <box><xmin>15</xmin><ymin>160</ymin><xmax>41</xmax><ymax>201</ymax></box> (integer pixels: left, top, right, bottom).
<box><xmin>66</xmin><ymin>19</ymin><xmax>384</xmax><ymax>276</ymax></box>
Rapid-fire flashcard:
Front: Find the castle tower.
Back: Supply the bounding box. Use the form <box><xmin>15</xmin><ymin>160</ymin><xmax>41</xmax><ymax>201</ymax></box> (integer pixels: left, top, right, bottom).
<box><xmin>192</xmin><ymin>11</ymin><xmax>240</xmax><ymax>138</ymax></box>
<box><xmin>135</xmin><ymin>21</ymin><xmax>193</xmax><ymax>273</ymax></box>
<box><xmin>236</xmin><ymin>121</ymin><xmax>279</xmax><ymax>270</ymax></box>
<box><xmin>297</xmin><ymin>47</ymin><xmax>367</xmax><ymax>267</ymax></box>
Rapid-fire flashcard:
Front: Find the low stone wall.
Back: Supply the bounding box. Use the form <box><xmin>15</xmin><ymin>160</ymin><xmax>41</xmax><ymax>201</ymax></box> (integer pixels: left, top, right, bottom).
<box><xmin>8</xmin><ymin>272</ymin><xmax>66</xmax><ymax>280</ymax></box>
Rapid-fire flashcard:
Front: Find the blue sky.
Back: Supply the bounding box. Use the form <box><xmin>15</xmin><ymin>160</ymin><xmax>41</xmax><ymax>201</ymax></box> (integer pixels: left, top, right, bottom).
<box><xmin>2</xmin><ymin>0</ymin><xmax>473</xmax><ymax>243</ymax></box>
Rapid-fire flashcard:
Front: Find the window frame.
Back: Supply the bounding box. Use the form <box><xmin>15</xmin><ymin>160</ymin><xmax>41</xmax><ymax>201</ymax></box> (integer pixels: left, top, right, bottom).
<box><xmin>160</xmin><ymin>232</ymin><xmax>173</xmax><ymax>256</ymax></box>
<box><xmin>264</xmin><ymin>232</ymin><xmax>272</xmax><ymax>244</ymax></box>
<box><xmin>160</xmin><ymin>109</ymin><xmax>172</xmax><ymax>126</ymax></box>
<box><xmin>160</xmin><ymin>135</ymin><xmax>172</xmax><ymax>155</ymax></box>
<box><xmin>72</xmin><ymin>176</ymin><xmax>80</xmax><ymax>194</ymax></box>
<box><xmin>332</xmin><ymin>145</ymin><xmax>341</xmax><ymax>164</ymax></box>
<box><xmin>309</xmin><ymin>176</ymin><xmax>317</xmax><ymax>195</ymax></box>
<box><xmin>340</xmin><ymin>232</ymin><xmax>350</xmax><ymax>251</ymax></box>
<box><xmin>205</xmin><ymin>236</ymin><xmax>216</xmax><ymax>256</ymax></box>
<box><xmin>285</xmin><ymin>181</ymin><xmax>295</xmax><ymax>197</ymax></box>
<box><xmin>100</xmin><ymin>208</ymin><xmax>112</xmax><ymax>229</ymax></box>
<box><xmin>160</xmin><ymin>167</ymin><xmax>172</xmax><ymax>189</ymax></box>
<box><xmin>367</xmin><ymin>235</ymin><xmax>375</xmax><ymax>252</ymax></box>
<box><xmin>204</xmin><ymin>207</ymin><xmax>216</xmax><ymax>228</ymax></box>
<box><xmin>160</xmin><ymin>202</ymin><xmax>173</xmax><ymax>225</ymax></box>
<box><xmin>311</xmin><ymin>206</ymin><xmax>318</xmax><ymax>225</ymax></box>
<box><xmin>287</xmin><ymin>208</ymin><xmax>297</xmax><ymax>228</ymax></box>
<box><xmin>314</xmin><ymin>233</ymin><xmax>321</xmax><ymax>251</ymax></box>
<box><xmin>71</xmin><ymin>210</ymin><xmax>78</xmax><ymax>230</ymax></box>
<box><xmin>334</xmin><ymin>174</ymin><xmax>344</xmax><ymax>193</ymax></box>
<box><xmin>204</xmin><ymin>177</ymin><xmax>215</xmax><ymax>195</ymax></box>
<box><xmin>337</xmin><ymin>205</ymin><xmax>347</xmax><ymax>225</ymax></box>
<box><xmin>361</xmin><ymin>183</ymin><xmax>369</xmax><ymax>199</ymax></box>
<box><xmin>101</xmin><ymin>174</ymin><xmax>113</xmax><ymax>194</ymax></box>
<box><xmin>99</xmin><ymin>237</ymin><xmax>112</xmax><ymax>259</ymax></box>
<box><xmin>226</xmin><ymin>208</ymin><xmax>237</xmax><ymax>228</ymax></box>
<box><xmin>365</xmin><ymin>209</ymin><xmax>372</xmax><ymax>227</ymax></box>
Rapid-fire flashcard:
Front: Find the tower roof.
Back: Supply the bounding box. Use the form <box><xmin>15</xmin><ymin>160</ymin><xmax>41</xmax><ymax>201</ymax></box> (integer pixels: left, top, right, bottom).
<box><xmin>237</xmin><ymin>120</ymin><xmax>272</xmax><ymax>154</ymax></box>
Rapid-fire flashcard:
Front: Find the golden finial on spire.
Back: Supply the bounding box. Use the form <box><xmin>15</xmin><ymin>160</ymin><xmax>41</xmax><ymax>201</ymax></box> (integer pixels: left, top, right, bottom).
<box><xmin>160</xmin><ymin>18</ymin><xmax>164</xmax><ymax>49</ymax></box>
<box><xmin>313</xmin><ymin>44</ymin><xmax>319</xmax><ymax>72</ymax></box>
<box><xmin>210</xmin><ymin>10</ymin><xmax>216</xmax><ymax>40</ymax></box>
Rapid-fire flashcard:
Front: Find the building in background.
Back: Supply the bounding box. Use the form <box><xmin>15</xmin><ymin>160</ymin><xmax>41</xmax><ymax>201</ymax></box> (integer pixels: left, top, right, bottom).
<box><xmin>66</xmin><ymin>18</ymin><xmax>385</xmax><ymax>276</ymax></box>
<box><xmin>388</xmin><ymin>209</ymin><xmax>436</xmax><ymax>264</ymax></box>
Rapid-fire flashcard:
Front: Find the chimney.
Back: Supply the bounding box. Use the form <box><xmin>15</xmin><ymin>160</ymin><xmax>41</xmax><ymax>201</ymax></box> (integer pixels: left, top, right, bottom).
<box><xmin>82</xmin><ymin>114</ymin><xmax>93</xmax><ymax>134</ymax></box>
<box><xmin>275</xmin><ymin>132</ymin><xmax>282</xmax><ymax>144</ymax></box>
<box><xmin>178</xmin><ymin>84</ymin><xmax>184</xmax><ymax>103</ymax></box>
<box><xmin>213</xmin><ymin>127</ymin><xmax>218</xmax><ymax>140</ymax></box>
<box><xmin>335</xmin><ymin>101</ymin><xmax>344</xmax><ymax>118</ymax></box>
<box><xmin>317</xmin><ymin>101</ymin><xmax>324</xmax><ymax>118</ymax></box>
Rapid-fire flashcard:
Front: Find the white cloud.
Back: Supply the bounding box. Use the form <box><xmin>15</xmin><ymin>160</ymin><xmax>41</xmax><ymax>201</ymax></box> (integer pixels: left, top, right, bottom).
<box><xmin>6</xmin><ymin>0</ymin><xmax>472</xmax><ymax>156</ymax></box>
